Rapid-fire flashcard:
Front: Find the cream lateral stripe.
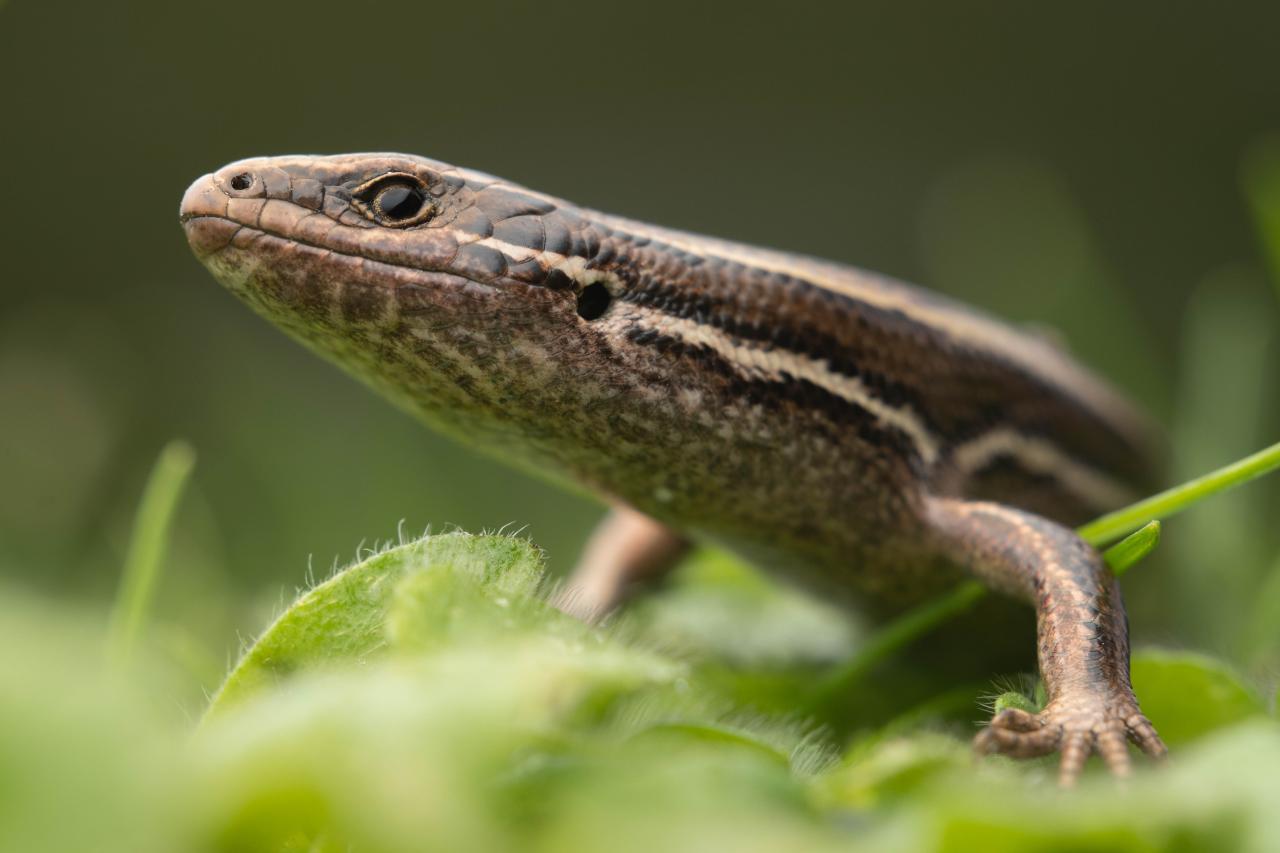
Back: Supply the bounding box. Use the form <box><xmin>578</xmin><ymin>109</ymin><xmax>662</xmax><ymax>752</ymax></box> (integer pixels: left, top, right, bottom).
<box><xmin>628</xmin><ymin>306</ymin><xmax>942</xmax><ymax>465</ymax></box>
<box><xmin>477</xmin><ymin>227</ymin><xmax>1136</xmax><ymax>510</ymax></box>
<box><xmin>476</xmin><ymin>236</ymin><xmax>563</xmax><ymax>263</ymax></box>
<box><xmin>474</xmin><ymin>236</ymin><xmax>628</xmax><ymax>293</ymax></box>
<box><xmin>474</xmin><ymin>200</ymin><xmax>1142</xmax><ymax>444</ymax></box>
<box><xmin>951</xmin><ymin>428</ymin><xmax>1136</xmax><ymax>511</ymax></box>
<box><xmin>581</xmin><ymin>210</ymin><xmax>1147</xmax><ymax>440</ymax></box>
<box><xmin>630</xmin><ymin>306</ymin><xmax>1133</xmax><ymax>512</ymax></box>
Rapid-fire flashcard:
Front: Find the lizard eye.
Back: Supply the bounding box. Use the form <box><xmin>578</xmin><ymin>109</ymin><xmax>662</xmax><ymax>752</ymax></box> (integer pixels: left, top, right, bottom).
<box><xmin>353</xmin><ymin>173</ymin><xmax>433</xmax><ymax>227</ymax></box>
<box><xmin>374</xmin><ymin>183</ymin><xmax>425</xmax><ymax>221</ymax></box>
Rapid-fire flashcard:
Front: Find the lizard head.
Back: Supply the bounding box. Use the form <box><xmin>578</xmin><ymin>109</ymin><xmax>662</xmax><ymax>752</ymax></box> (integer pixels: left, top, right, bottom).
<box><xmin>179</xmin><ymin>153</ymin><xmax>669</xmax><ymax>497</ymax></box>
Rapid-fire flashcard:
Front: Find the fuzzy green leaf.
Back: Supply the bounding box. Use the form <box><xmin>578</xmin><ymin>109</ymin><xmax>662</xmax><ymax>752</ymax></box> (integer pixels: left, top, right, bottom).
<box><xmin>992</xmin><ymin>691</ymin><xmax>1040</xmax><ymax>715</ymax></box>
<box><xmin>207</xmin><ymin>533</ymin><xmax>546</xmax><ymax>715</ymax></box>
<box><xmin>1130</xmin><ymin>649</ymin><xmax>1267</xmax><ymax>745</ymax></box>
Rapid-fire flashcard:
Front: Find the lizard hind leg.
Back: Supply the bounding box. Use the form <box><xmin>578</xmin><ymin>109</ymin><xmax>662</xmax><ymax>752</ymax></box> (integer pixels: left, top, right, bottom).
<box><xmin>552</xmin><ymin>506</ymin><xmax>691</xmax><ymax>623</ymax></box>
<box><xmin>924</xmin><ymin>496</ymin><xmax>1167</xmax><ymax>787</ymax></box>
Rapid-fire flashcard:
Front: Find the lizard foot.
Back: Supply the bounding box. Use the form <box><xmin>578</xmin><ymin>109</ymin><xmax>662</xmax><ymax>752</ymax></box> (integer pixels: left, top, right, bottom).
<box><xmin>974</xmin><ymin>693</ymin><xmax>1167</xmax><ymax>787</ymax></box>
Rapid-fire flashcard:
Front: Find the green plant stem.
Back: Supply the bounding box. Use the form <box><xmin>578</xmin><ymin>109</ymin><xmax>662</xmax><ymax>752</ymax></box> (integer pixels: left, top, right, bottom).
<box><xmin>1079</xmin><ymin>440</ymin><xmax>1280</xmax><ymax>546</ymax></box>
<box><xmin>805</xmin><ymin>581</ymin><xmax>985</xmax><ymax>711</ymax></box>
<box><xmin>809</xmin><ymin>441</ymin><xmax>1280</xmax><ymax>710</ymax></box>
<box><xmin>108</xmin><ymin>441</ymin><xmax>196</xmax><ymax>664</ymax></box>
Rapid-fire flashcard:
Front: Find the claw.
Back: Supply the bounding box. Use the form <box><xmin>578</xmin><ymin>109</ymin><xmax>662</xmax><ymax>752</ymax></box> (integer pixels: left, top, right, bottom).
<box><xmin>974</xmin><ymin>691</ymin><xmax>1164</xmax><ymax>786</ymax></box>
<box><xmin>1058</xmin><ymin>732</ymin><xmax>1090</xmax><ymax>787</ymax></box>
<box><xmin>1096</xmin><ymin>728</ymin><xmax>1132</xmax><ymax>778</ymax></box>
<box><xmin>975</xmin><ymin>721</ymin><xmax>1058</xmax><ymax>759</ymax></box>
<box><xmin>1125</xmin><ymin>713</ymin><xmax>1168</xmax><ymax>761</ymax></box>
<box><xmin>990</xmin><ymin>707</ymin><xmax>1041</xmax><ymax>733</ymax></box>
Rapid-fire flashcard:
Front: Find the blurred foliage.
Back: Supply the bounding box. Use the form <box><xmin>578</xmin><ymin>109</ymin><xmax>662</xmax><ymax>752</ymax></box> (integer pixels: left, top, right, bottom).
<box><xmin>4</xmin><ymin>1</ymin><xmax>1280</xmax><ymax>851</ymax></box>
<box><xmin>1243</xmin><ymin>136</ymin><xmax>1280</xmax><ymax>297</ymax></box>
<box><xmin>5</xmin><ymin>531</ymin><xmax>1280</xmax><ymax>852</ymax></box>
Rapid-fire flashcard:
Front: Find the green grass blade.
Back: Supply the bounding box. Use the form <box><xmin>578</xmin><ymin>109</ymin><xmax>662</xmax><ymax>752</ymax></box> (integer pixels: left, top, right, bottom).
<box><xmin>1242</xmin><ymin>136</ymin><xmax>1280</xmax><ymax>297</ymax></box>
<box><xmin>1103</xmin><ymin>520</ymin><xmax>1161</xmax><ymax>577</ymax></box>
<box><xmin>1079</xmin><ymin>440</ymin><xmax>1280</xmax><ymax>546</ymax></box>
<box><xmin>107</xmin><ymin>441</ymin><xmax>196</xmax><ymax>664</ymax></box>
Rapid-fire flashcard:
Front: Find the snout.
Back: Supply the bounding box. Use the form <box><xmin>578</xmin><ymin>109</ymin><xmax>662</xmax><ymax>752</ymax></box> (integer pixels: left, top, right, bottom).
<box><xmin>180</xmin><ymin>160</ymin><xmax>328</xmax><ymax>257</ymax></box>
<box><xmin>179</xmin><ymin>172</ymin><xmax>237</xmax><ymax>256</ymax></box>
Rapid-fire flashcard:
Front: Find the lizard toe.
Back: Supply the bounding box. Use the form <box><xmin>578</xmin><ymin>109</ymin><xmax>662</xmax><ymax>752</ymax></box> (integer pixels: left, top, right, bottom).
<box><xmin>1125</xmin><ymin>711</ymin><xmax>1168</xmax><ymax>760</ymax></box>
<box><xmin>975</xmin><ymin>711</ymin><xmax>1058</xmax><ymax>759</ymax></box>
<box><xmin>975</xmin><ymin>689</ymin><xmax>1164</xmax><ymax>787</ymax></box>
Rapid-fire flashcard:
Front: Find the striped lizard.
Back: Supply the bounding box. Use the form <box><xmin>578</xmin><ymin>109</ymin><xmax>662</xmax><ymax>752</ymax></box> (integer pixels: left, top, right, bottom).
<box><xmin>180</xmin><ymin>153</ymin><xmax>1167</xmax><ymax>785</ymax></box>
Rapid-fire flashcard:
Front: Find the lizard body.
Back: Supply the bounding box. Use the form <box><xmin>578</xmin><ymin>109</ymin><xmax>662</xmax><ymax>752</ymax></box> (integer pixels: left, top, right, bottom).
<box><xmin>181</xmin><ymin>153</ymin><xmax>1166</xmax><ymax>784</ymax></box>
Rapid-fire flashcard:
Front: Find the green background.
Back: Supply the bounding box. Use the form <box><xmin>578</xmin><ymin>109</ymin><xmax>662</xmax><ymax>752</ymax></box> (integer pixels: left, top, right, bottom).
<box><xmin>1</xmin><ymin>0</ymin><xmax>1278</xmax><ymax>682</ymax></box>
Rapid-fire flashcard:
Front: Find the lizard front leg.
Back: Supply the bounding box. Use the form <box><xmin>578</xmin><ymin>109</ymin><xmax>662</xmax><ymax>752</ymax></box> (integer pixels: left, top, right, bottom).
<box><xmin>925</xmin><ymin>496</ymin><xmax>1167</xmax><ymax>786</ymax></box>
<box><xmin>554</xmin><ymin>506</ymin><xmax>690</xmax><ymax>622</ymax></box>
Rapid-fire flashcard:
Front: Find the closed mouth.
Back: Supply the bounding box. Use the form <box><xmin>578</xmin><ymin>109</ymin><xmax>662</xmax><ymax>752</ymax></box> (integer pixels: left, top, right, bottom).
<box><xmin>181</xmin><ymin>212</ymin><xmax>488</xmax><ymax>305</ymax></box>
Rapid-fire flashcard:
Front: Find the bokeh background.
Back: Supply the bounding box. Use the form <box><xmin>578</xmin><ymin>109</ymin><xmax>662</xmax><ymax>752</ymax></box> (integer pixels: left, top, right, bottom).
<box><xmin>1</xmin><ymin>1</ymin><xmax>1278</xmax><ymax>689</ymax></box>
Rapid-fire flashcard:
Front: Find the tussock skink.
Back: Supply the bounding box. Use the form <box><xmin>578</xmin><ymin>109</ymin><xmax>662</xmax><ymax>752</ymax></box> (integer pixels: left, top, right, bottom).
<box><xmin>181</xmin><ymin>153</ymin><xmax>1167</xmax><ymax>785</ymax></box>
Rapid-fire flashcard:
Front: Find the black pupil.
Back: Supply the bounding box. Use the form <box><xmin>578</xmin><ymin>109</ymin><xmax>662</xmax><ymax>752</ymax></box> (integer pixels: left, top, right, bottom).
<box><xmin>576</xmin><ymin>282</ymin><xmax>612</xmax><ymax>320</ymax></box>
<box><xmin>377</xmin><ymin>184</ymin><xmax>424</xmax><ymax>221</ymax></box>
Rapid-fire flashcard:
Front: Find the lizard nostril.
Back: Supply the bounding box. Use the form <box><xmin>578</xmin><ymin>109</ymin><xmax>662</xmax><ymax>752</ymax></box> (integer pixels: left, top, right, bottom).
<box><xmin>229</xmin><ymin>172</ymin><xmax>253</xmax><ymax>191</ymax></box>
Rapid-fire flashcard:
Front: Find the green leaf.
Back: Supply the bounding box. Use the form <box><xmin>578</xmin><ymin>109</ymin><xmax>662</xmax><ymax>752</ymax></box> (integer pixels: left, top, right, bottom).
<box><xmin>992</xmin><ymin>691</ymin><xmax>1039</xmax><ymax>715</ymax></box>
<box><xmin>859</xmin><ymin>721</ymin><xmax>1280</xmax><ymax>847</ymax></box>
<box><xmin>1130</xmin><ymin>649</ymin><xmax>1266</xmax><ymax>745</ymax></box>
<box><xmin>815</xmin><ymin>733</ymin><xmax>970</xmax><ymax>810</ymax></box>
<box><xmin>627</xmin><ymin>722</ymin><xmax>792</xmax><ymax>768</ymax></box>
<box><xmin>207</xmin><ymin>533</ymin><xmax>546</xmax><ymax>715</ymax></box>
<box><xmin>386</xmin><ymin>559</ymin><xmax>579</xmax><ymax>652</ymax></box>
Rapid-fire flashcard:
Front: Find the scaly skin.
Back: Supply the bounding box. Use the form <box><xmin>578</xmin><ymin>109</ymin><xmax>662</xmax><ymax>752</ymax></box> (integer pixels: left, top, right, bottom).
<box><xmin>927</xmin><ymin>498</ymin><xmax>1165</xmax><ymax>783</ymax></box>
<box><xmin>180</xmin><ymin>153</ymin><xmax>1166</xmax><ymax>784</ymax></box>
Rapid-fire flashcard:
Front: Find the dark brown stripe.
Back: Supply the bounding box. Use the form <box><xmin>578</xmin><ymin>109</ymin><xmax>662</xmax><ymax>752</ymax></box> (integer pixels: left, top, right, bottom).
<box><xmin>594</xmin><ymin>236</ymin><xmax>1156</xmax><ymax>497</ymax></box>
<box><xmin>622</xmin><ymin>325</ymin><xmax>925</xmax><ymax>471</ymax></box>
